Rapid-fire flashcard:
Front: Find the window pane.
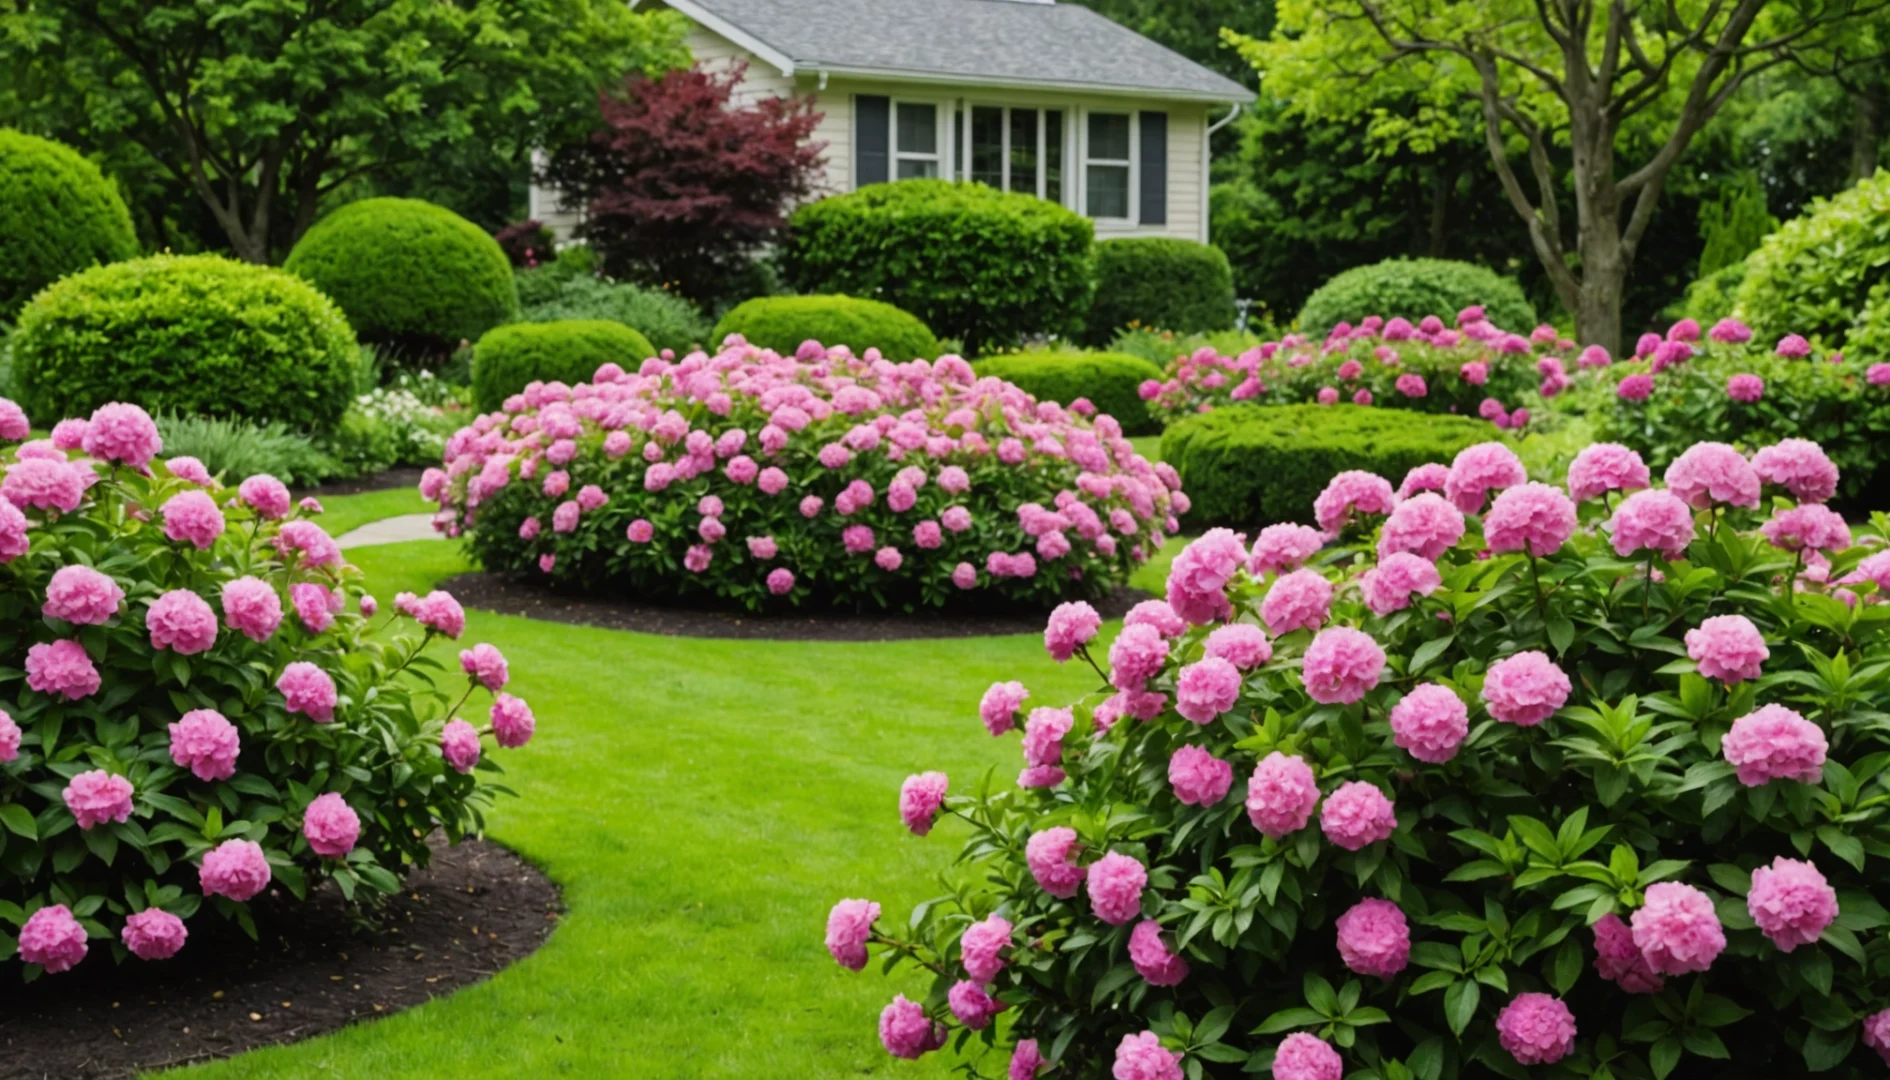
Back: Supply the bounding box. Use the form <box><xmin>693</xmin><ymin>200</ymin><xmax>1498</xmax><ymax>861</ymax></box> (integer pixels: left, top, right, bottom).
<box><xmin>896</xmin><ymin>103</ymin><xmax>937</xmax><ymax>155</ymax></box>
<box><xmin>1045</xmin><ymin>110</ymin><xmax>1064</xmax><ymax>204</ymax></box>
<box><xmin>970</xmin><ymin>106</ymin><xmax>1004</xmax><ymax>188</ymax></box>
<box><xmin>897</xmin><ymin>158</ymin><xmax>939</xmax><ymax>180</ymax></box>
<box><xmin>1088</xmin><ymin>112</ymin><xmax>1130</xmax><ymax>161</ymax></box>
<box><xmin>952</xmin><ymin>108</ymin><xmax>964</xmax><ymax>180</ymax></box>
<box><xmin>1009</xmin><ymin>109</ymin><xmax>1038</xmax><ymax>195</ymax></box>
<box><xmin>1086</xmin><ymin>164</ymin><xmax>1129</xmax><ymax>217</ymax></box>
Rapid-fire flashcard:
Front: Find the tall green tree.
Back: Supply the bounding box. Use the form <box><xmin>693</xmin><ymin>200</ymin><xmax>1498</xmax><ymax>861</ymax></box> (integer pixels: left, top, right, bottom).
<box><xmin>0</xmin><ymin>0</ymin><xmax>686</xmax><ymax>263</ymax></box>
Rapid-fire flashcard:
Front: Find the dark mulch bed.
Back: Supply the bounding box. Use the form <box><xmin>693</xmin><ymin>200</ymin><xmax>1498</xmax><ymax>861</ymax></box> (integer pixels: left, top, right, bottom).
<box><xmin>441</xmin><ymin>570</ymin><xmax>1154</xmax><ymax>641</ymax></box>
<box><xmin>293</xmin><ymin>466</ymin><xmax>426</xmax><ymax>499</ymax></box>
<box><xmin>0</xmin><ymin>838</ymin><xmax>561</xmax><ymax>1079</ymax></box>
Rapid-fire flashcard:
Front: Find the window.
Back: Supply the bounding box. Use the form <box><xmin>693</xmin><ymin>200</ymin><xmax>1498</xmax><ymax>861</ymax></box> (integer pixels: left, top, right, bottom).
<box><xmin>894</xmin><ymin>102</ymin><xmax>941</xmax><ymax>179</ymax></box>
<box><xmin>970</xmin><ymin>106</ymin><xmax>1004</xmax><ymax>187</ymax></box>
<box><xmin>1044</xmin><ymin>110</ymin><xmax>1064</xmax><ymax>204</ymax></box>
<box><xmin>1008</xmin><ymin>110</ymin><xmax>1037</xmax><ymax>195</ymax></box>
<box><xmin>964</xmin><ymin>105</ymin><xmax>1066</xmax><ymax>202</ymax></box>
<box><xmin>1085</xmin><ymin>112</ymin><xmax>1132</xmax><ymax>219</ymax></box>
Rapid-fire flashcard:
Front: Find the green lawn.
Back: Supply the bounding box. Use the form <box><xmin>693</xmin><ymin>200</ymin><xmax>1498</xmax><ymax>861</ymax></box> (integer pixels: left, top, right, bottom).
<box><xmin>165</xmin><ymin>492</ymin><xmax>1113</xmax><ymax>1079</ymax></box>
<box><xmin>315</xmin><ymin>486</ymin><xmax>434</xmax><ymax>538</ymax></box>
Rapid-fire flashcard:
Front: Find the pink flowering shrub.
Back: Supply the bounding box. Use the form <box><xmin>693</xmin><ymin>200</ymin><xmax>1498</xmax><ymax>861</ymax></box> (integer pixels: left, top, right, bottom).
<box><xmin>824</xmin><ymin>433</ymin><xmax>1890</xmax><ymax>1076</ymax></box>
<box><xmin>0</xmin><ymin>402</ymin><xmax>533</xmax><ymax>977</ymax></box>
<box><xmin>432</xmin><ymin>337</ymin><xmax>1177</xmax><ymax>612</ymax></box>
<box><xmin>1140</xmin><ymin>309</ymin><xmax>1550</xmax><ymax>430</ymax></box>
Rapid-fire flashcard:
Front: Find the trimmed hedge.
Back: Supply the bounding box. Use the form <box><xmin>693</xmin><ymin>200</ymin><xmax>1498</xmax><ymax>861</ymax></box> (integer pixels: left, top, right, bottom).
<box><xmin>973</xmin><ymin>351</ymin><xmax>1165</xmax><ymax>435</ymax></box>
<box><xmin>285</xmin><ymin>197</ymin><xmax>518</xmax><ymax>356</ymax></box>
<box><xmin>1734</xmin><ymin>171</ymin><xmax>1890</xmax><ymax>354</ymax></box>
<box><xmin>0</xmin><ymin>130</ymin><xmax>139</xmax><ymax>319</ymax></box>
<box><xmin>1161</xmin><ymin>403</ymin><xmax>1490</xmax><ymax>527</ymax></box>
<box><xmin>12</xmin><ymin>254</ymin><xmax>357</xmax><ymax>432</ymax></box>
<box><xmin>1086</xmin><ymin>237</ymin><xmax>1235</xmax><ymax>344</ymax></box>
<box><xmin>522</xmin><ymin>275</ymin><xmax>711</xmax><ymax>357</ymax></box>
<box><xmin>471</xmin><ymin>320</ymin><xmax>655</xmax><ymax>413</ymax></box>
<box><xmin>711</xmin><ymin>295</ymin><xmax>939</xmax><ymax>361</ymax></box>
<box><xmin>1296</xmin><ymin>257</ymin><xmax>1536</xmax><ymax>336</ymax></box>
<box><xmin>781</xmin><ymin>180</ymin><xmax>1094</xmax><ymax>354</ymax></box>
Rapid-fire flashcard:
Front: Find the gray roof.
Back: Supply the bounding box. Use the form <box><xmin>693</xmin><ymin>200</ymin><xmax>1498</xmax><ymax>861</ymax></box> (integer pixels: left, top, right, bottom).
<box><xmin>662</xmin><ymin>0</ymin><xmax>1252</xmax><ymax>102</ymax></box>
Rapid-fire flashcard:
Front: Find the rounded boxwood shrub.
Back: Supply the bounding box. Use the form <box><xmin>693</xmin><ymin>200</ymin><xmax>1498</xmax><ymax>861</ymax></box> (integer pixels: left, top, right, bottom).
<box><xmin>710</xmin><ymin>295</ymin><xmax>939</xmax><ymax>361</ymax></box>
<box><xmin>825</xmin><ymin>434</ymin><xmax>1890</xmax><ymax>1079</ymax></box>
<box><xmin>521</xmin><ymin>275</ymin><xmax>711</xmax><ymax>357</ymax></box>
<box><xmin>781</xmin><ymin>180</ymin><xmax>1095</xmax><ymax>354</ymax></box>
<box><xmin>1086</xmin><ymin>237</ymin><xmax>1236</xmax><ymax>345</ymax></box>
<box><xmin>0</xmin><ymin>402</ymin><xmax>533</xmax><ymax>974</ymax></box>
<box><xmin>1733</xmin><ymin>171</ymin><xmax>1890</xmax><ymax>353</ymax></box>
<box><xmin>1161</xmin><ymin>403</ymin><xmax>1489</xmax><ymax>527</ymax></box>
<box><xmin>284</xmin><ymin>197</ymin><xmax>518</xmax><ymax>357</ymax></box>
<box><xmin>430</xmin><ymin>341</ymin><xmax>1179</xmax><ymax>613</ymax></box>
<box><xmin>973</xmin><ymin>351</ymin><xmax>1166</xmax><ymax>435</ymax></box>
<box><xmin>0</xmin><ymin>129</ymin><xmax>139</xmax><ymax>319</ymax></box>
<box><xmin>1297</xmin><ymin>258</ymin><xmax>1536</xmax><ymax>337</ymax></box>
<box><xmin>472</xmin><ymin>320</ymin><xmax>655</xmax><ymax>413</ymax></box>
<box><xmin>11</xmin><ymin>254</ymin><xmax>358</xmax><ymax>432</ymax></box>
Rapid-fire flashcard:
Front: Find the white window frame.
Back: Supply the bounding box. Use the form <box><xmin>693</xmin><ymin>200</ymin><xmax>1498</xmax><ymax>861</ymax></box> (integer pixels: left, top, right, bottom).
<box><xmin>960</xmin><ymin>102</ymin><xmax>1072</xmax><ymax>208</ymax></box>
<box><xmin>891</xmin><ymin>98</ymin><xmax>946</xmax><ymax>181</ymax></box>
<box><xmin>1080</xmin><ymin>108</ymin><xmax>1138</xmax><ymax>225</ymax></box>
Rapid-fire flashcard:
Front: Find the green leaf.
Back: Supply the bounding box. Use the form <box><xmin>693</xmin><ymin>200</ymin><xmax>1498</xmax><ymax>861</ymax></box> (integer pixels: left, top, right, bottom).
<box><xmin>1547</xmin><ymin>615</ymin><xmax>1574</xmax><ymax>655</ymax></box>
<box><xmin>1253</xmin><ymin>1007</ymin><xmax>1326</xmax><ymax>1035</ymax></box>
<box><xmin>1707</xmin><ymin>863</ymin><xmax>1750</xmax><ymax>896</ymax></box>
<box><xmin>1803</xmin><ymin>1026</ymin><xmax>1856</xmax><ymax>1072</ymax></box>
<box><xmin>1682</xmin><ymin>1028</ymin><xmax>1729</xmax><ymax>1058</ymax></box>
<box><xmin>1650</xmin><ymin>1035</ymin><xmax>1682</xmax><ymax>1080</ymax></box>
<box><xmin>1407</xmin><ymin>1038</ymin><xmax>1445</xmax><ymax>1080</ymax></box>
<box><xmin>0</xmin><ymin>804</ymin><xmax>36</xmax><ymax>840</ymax></box>
<box><xmin>1195</xmin><ymin>1005</ymin><xmax>1234</xmax><ymax>1047</ymax></box>
<box><xmin>1303</xmin><ymin>973</ymin><xmax>1339</xmax><ymax>1015</ymax></box>
<box><xmin>1817</xmin><ymin>826</ymin><xmax>1866</xmax><ymax>872</ymax></box>
<box><xmin>1408</xmin><ymin>635</ymin><xmax>1454</xmax><ymax>674</ymax></box>
<box><xmin>1443</xmin><ymin>978</ymin><xmax>1480</xmax><ymax>1036</ymax></box>
<box><xmin>1091</xmin><ymin>963</ymin><xmax>1137</xmax><ymax>1007</ymax></box>
<box><xmin>1548</xmin><ymin>937</ymin><xmax>1582</xmax><ymax>996</ymax></box>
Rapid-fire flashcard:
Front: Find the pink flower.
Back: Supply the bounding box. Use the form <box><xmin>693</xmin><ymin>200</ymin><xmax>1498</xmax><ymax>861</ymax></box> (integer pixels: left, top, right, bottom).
<box><xmin>1389</xmin><ymin>683</ymin><xmax>1468</xmax><ymax>763</ymax></box>
<box><xmin>747</xmin><ymin>535</ymin><xmax>778</xmax><ymax>560</ymax></box>
<box><xmin>490</xmin><ymin>693</ymin><xmax>535</xmax><ymax>748</ymax></box>
<box><xmin>1249</xmin><ymin>523</ymin><xmax>1325</xmax><ymax>574</ymax></box>
<box><xmin>879</xmin><ymin>995</ymin><xmax>945</xmax><ymax>1059</ymax></box>
<box><xmin>627</xmin><ymin>518</ymin><xmax>654</xmax><ymax>543</ymax></box>
<box><xmin>1871</xmin><ymin>363</ymin><xmax>1890</xmax><ymax>387</ymax></box>
<box><xmin>291</xmin><ymin>582</ymin><xmax>335</xmax><ymax>633</ymax></box>
<box><xmin>948</xmin><ymin>980</ymin><xmax>1005</xmax><ymax>1029</ymax></box>
<box><xmin>1359</xmin><ymin>552</ymin><xmax>1441</xmax><ymax>615</ymax></box>
<box><xmin>1397</xmin><ymin>463</ymin><xmax>1449</xmax><ymax>499</ymax></box>
<box><xmin>1460</xmin><ymin>360</ymin><xmax>1489</xmax><ymax>385</ymax></box>
<box><xmin>1175</xmin><ymin>657</ymin><xmax>1242</xmax><ymax>723</ymax></box>
<box><xmin>1592</xmin><ymin>913</ymin><xmax>1663</xmax><ymax>993</ymax></box>
<box><xmin>1129</xmin><ymin>919</ymin><xmax>1189</xmax><ymax>986</ymax></box>
<box><xmin>899</xmin><ymin>771</ymin><xmax>948</xmax><ymax>835</ymax></box>
<box><xmin>19</xmin><ymin>904</ymin><xmax>88</xmax><ymax>972</ymax></box>
<box><xmin>1168</xmin><ymin>744</ymin><xmax>1233</xmax><ymax>805</ymax></box>
<box><xmin>1313</xmin><ymin>471</ymin><xmax>1396</xmax><ymax>534</ymax></box>
<box><xmin>221</xmin><ymin>576</ymin><xmax>283</xmax><ymax>642</ymax></box>
<box><xmin>1665</xmin><ymin>442</ymin><xmax>1760</xmax><ymax>509</ymax></box>
<box><xmin>459</xmin><ymin>643</ymin><xmax>509</xmax><ymax>691</ymax></box>
<box><xmin>980</xmin><ymin>681</ymin><xmax>1029</xmax><ymax>735</ymax></box>
<box><xmin>1727</xmin><ymin>373</ymin><xmax>1764</xmax><ymax>402</ymax></box>
<box><xmin>161</xmin><ymin>490</ymin><xmax>226</xmax><ymax>549</ymax></box>
<box><xmin>1566</xmin><ymin>443</ymin><xmax>1650</xmax><ymax>502</ymax></box>
<box><xmin>1496</xmin><ymin>993</ymin><xmax>1577</xmax><ymax>1065</ymax></box>
<box><xmin>1617</xmin><ymin>373</ymin><xmax>1654</xmax><ymax>401</ymax></box>
<box><xmin>1352</xmin><ymin>388</ymin><xmax>1373</xmax><ymax>406</ymax></box>
<box><xmin>26</xmin><ymin>638</ymin><xmax>99</xmax><ymax>699</ymax></box>
<box><xmin>1762</xmin><ymin>504</ymin><xmax>1852</xmax><ymax>554</ymax></box>
<box><xmin>303</xmin><ymin>792</ymin><xmax>360</xmax><ymax>857</ymax></box>
<box><xmin>874</xmin><ymin>545</ymin><xmax>903</xmax><ymax>571</ymax></box>
<box><xmin>238</xmin><ymin>474</ymin><xmax>292</xmax><ymax>519</ymax></box>
<box><xmin>1723</xmin><ymin>704</ymin><xmax>1827</xmax><ymax>786</ymax></box>
<box><xmin>1395</xmin><ymin>373</ymin><xmax>1427</xmax><ymax>397</ymax></box>
<box><xmin>826</xmin><ymin>897</ymin><xmax>880</xmax><ymax>970</ymax></box>
<box><xmin>1204</xmin><ymin>623</ymin><xmax>1272</xmax><ymax>669</ymax></box>
<box><xmin>684</xmin><ymin>544</ymin><xmax>712</xmax><ymax>572</ymax></box>
<box><xmin>1631</xmin><ymin>881</ymin><xmax>1726</xmax><ymax>975</ymax></box>
<box><xmin>1022</xmin><ymin>706</ymin><xmax>1073</xmax><ymax>771</ymax></box>
<box><xmin>0</xmin><ymin>498</ymin><xmax>29</xmax><ymax>561</ymax></box>
<box><xmin>553</xmin><ymin>501</ymin><xmax>581</xmax><ymax>534</ymax></box>
<box><xmin>121</xmin><ymin>908</ymin><xmax>187</xmax><ymax>961</ymax></box>
<box><xmin>1166</xmin><ymin>528</ymin><xmax>1246</xmax><ymax>625</ymax></box>
<box><xmin>274</xmin><ymin>519</ymin><xmax>342</xmax><ymax>570</ymax></box>
<box><xmin>543</xmin><ymin>469</ymin><xmax>571</xmax><ymax>498</ymax></box>
<box><xmin>1776</xmin><ymin>333</ymin><xmax>1811</xmax><ymax>358</ymax></box>
<box><xmin>276</xmin><ymin>661</ymin><xmax>338</xmax><ymax>723</ymax></box>
<box><xmin>767</xmin><ymin>567</ymin><xmax>795</xmax><ymax>595</ymax></box>
<box><xmin>1040</xmin><ymin>602</ymin><xmax>1102</xmax><ymax>664</ymax></box>
<box><xmin>1335</xmin><ymin>898</ymin><xmax>1409</xmax><ymax>978</ymax></box>
<box><xmin>0</xmin><ymin>710</ymin><xmax>19</xmax><ymax>763</ymax></box>
<box><xmin>82</xmin><ymin>402</ymin><xmax>161</xmax><ymax>467</ymax></box>
<box><xmin>1481</xmin><ymin>650</ymin><xmax>1571</xmax><ymax>726</ymax></box>
<box><xmin>414</xmin><ymin>590</ymin><xmax>466</xmax><ymax>638</ymax></box>
<box><xmin>1608</xmin><ymin>489</ymin><xmax>1696</xmax><ymax>558</ymax></box>
<box><xmin>1747</xmin><ymin>856</ymin><xmax>1838</xmax><ymax>952</ymax></box>
<box><xmin>1262</xmin><ymin>569</ymin><xmax>1332</xmax><ymax>636</ymax></box>
<box><xmin>43</xmin><ymin>564</ymin><xmax>123</xmax><ymax>625</ymax></box>
<box><xmin>1248</xmin><ymin>752</ymin><xmax>1319</xmax><ymax>837</ymax></box>
<box><xmin>1125</xmin><ymin>600</ymin><xmax>1187</xmax><ymax>637</ymax></box>
<box><xmin>1750</xmin><ymin>439</ymin><xmax>1839</xmax><ymax>504</ymax></box>
<box><xmin>1377</xmin><ymin>493</ymin><xmax>1464</xmax><ymax>562</ymax></box>
<box><xmin>140</xmin><ymin>589</ymin><xmax>217</xmax><ymax>658</ymax></box>
<box><xmin>841</xmin><ymin>524</ymin><xmax>875</xmax><ymax>554</ymax></box>
<box><xmin>1577</xmin><ymin>345</ymin><xmax>1612</xmax><ymax>369</ymax></box>
<box><xmin>63</xmin><ymin>768</ymin><xmax>133</xmax><ymax>829</ymax></box>
<box><xmin>1710</xmin><ymin>317</ymin><xmax>1752</xmax><ymax>344</ymax></box>
<box><xmin>1010</xmin><ymin>1040</ymin><xmax>1046</xmax><ymax>1080</ymax></box>
<box><xmin>1685</xmin><ymin>614</ymin><xmax>1767</xmax><ymax>684</ymax></box>
<box><xmin>759</xmin><ymin>466</ymin><xmax>790</xmax><ymax>494</ymax></box>
<box><xmin>1026</xmin><ymin>826</ymin><xmax>1084</xmax><ymax>898</ymax></box>
<box><xmin>441</xmin><ymin>718</ymin><xmax>481</xmax><ymax>773</ymax></box>
<box><xmin>4</xmin><ymin>457</ymin><xmax>84</xmax><ymax>512</ymax></box>
<box><xmin>1866</xmin><ymin>1011</ymin><xmax>1890</xmax><ymax>1065</ymax></box>
<box><xmin>1300</xmin><ymin>627</ymin><xmax>1384</xmax><ymax>705</ymax></box>
<box><xmin>168</xmin><ymin>708</ymin><xmax>239</xmax><ymax>781</ymax></box>
<box><xmin>1316</xmin><ymin>386</ymin><xmax>1339</xmax><ymax>405</ymax></box>
<box><xmin>1444</xmin><ymin>442</ymin><xmax>1526</xmax><ymax>514</ymax></box>
<box><xmin>1321</xmin><ymin>780</ymin><xmax>1395</xmax><ymax>850</ymax></box>
<box><xmin>519</xmin><ymin>517</ymin><xmax>540</xmax><ymax>541</ymax></box>
<box><xmin>1108</xmin><ymin>623</ymin><xmax>1170</xmax><ymax>691</ymax></box>
<box><xmin>198</xmin><ymin>838</ymin><xmax>272</xmax><ymax>901</ymax></box>
<box><xmin>942</xmin><ymin>505</ymin><xmax>973</xmax><ymax>532</ymax></box>
<box><xmin>48</xmin><ymin>417</ymin><xmax>88</xmax><ymax>450</ymax></box>
<box><xmin>1272</xmin><ymin>1032</ymin><xmax>1343</xmax><ymax>1080</ymax></box>
<box><xmin>1112</xmin><ymin>1030</ymin><xmax>1181</xmax><ymax>1080</ymax></box>
<box><xmin>1484</xmin><ymin>482</ymin><xmax>1577</xmax><ymax>556</ymax></box>
<box><xmin>960</xmin><ymin>913</ymin><xmax>1013</xmax><ymax>982</ymax></box>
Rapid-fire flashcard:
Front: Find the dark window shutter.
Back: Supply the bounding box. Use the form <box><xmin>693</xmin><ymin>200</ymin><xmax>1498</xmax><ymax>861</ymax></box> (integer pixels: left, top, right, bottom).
<box><xmin>856</xmin><ymin>96</ymin><xmax>890</xmax><ymax>187</ymax></box>
<box><xmin>1138</xmin><ymin>110</ymin><xmax>1167</xmax><ymax>225</ymax></box>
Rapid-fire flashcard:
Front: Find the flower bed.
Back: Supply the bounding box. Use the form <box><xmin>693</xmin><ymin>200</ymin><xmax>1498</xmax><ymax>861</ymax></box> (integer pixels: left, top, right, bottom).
<box><xmin>0</xmin><ymin>402</ymin><xmax>533</xmax><ymax>976</ymax></box>
<box><xmin>429</xmin><ymin>338</ymin><xmax>1181</xmax><ymax>613</ymax></box>
<box><xmin>1140</xmin><ymin>307</ymin><xmax>1588</xmax><ymax>431</ymax></box>
<box><xmin>826</xmin><ymin>431</ymin><xmax>1890</xmax><ymax>1077</ymax></box>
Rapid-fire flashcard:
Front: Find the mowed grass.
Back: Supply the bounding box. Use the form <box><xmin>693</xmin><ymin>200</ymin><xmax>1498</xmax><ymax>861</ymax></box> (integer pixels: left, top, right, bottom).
<box><xmin>315</xmin><ymin>486</ymin><xmax>434</xmax><ymax>538</ymax></box>
<box><xmin>160</xmin><ymin>523</ymin><xmax>1108</xmax><ymax>1079</ymax></box>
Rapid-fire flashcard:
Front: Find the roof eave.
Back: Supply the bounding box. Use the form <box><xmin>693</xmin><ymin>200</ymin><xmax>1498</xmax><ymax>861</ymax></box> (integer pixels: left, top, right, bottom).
<box><xmin>800</xmin><ymin>64</ymin><xmax>1252</xmax><ymax>104</ymax></box>
<box><xmin>652</xmin><ymin>0</ymin><xmax>799</xmax><ymax>77</ymax></box>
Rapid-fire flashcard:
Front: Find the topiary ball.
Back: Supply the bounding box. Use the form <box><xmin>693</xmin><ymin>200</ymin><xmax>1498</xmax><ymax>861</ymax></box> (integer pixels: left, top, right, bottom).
<box><xmin>285</xmin><ymin>197</ymin><xmax>518</xmax><ymax>357</ymax></box>
<box><xmin>471</xmin><ymin>320</ymin><xmax>656</xmax><ymax>413</ymax></box>
<box><xmin>711</xmin><ymin>295</ymin><xmax>940</xmax><ymax>362</ymax></box>
<box><xmin>973</xmin><ymin>351</ymin><xmax>1166</xmax><ymax>435</ymax></box>
<box><xmin>1087</xmin><ymin>238</ymin><xmax>1236</xmax><ymax>345</ymax></box>
<box><xmin>1296</xmin><ymin>258</ymin><xmax>1535</xmax><ymax>337</ymax></box>
<box><xmin>1733</xmin><ymin>171</ymin><xmax>1890</xmax><ymax>354</ymax></box>
<box><xmin>11</xmin><ymin>254</ymin><xmax>358</xmax><ymax>432</ymax></box>
<box><xmin>0</xmin><ymin>129</ymin><xmax>140</xmax><ymax>319</ymax></box>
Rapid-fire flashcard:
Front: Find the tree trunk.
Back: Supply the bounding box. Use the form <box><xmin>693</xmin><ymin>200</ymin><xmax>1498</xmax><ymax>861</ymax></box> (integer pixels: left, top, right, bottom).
<box><xmin>1576</xmin><ymin>225</ymin><xmax>1627</xmax><ymax>356</ymax></box>
<box><xmin>1854</xmin><ymin>91</ymin><xmax>1880</xmax><ymax>182</ymax></box>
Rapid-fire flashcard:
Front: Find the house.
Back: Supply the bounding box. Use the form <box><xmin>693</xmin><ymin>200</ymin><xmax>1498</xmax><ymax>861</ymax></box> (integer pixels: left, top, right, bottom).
<box><xmin>530</xmin><ymin>0</ymin><xmax>1252</xmax><ymax>245</ymax></box>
